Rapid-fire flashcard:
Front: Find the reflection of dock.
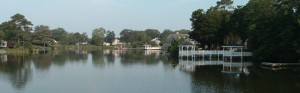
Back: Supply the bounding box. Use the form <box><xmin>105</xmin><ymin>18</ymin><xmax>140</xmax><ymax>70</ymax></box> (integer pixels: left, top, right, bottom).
<box><xmin>179</xmin><ymin>46</ymin><xmax>252</xmax><ymax>61</ymax></box>
<box><xmin>179</xmin><ymin>58</ymin><xmax>224</xmax><ymax>72</ymax></box>
<box><xmin>179</xmin><ymin>58</ymin><xmax>252</xmax><ymax>75</ymax></box>
<box><xmin>222</xmin><ymin>62</ymin><xmax>252</xmax><ymax>75</ymax></box>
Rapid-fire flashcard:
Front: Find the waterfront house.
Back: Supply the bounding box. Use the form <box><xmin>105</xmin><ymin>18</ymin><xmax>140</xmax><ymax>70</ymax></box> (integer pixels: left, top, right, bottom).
<box><xmin>0</xmin><ymin>40</ymin><xmax>7</xmax><ymax>48</ymax></box>
<box><xmin>165</xmin><ymin>32</ymin><xmax>189</xmax><ymax>46</ymax></box>
<box><xmin>103</xmin><ymin>42</ymin><xmax>110</xmax><ymax>46</ymax></box>
<box><xmin>75</xmin><ymin>41</ymin><xmax>88</xmax><ymax>46</ymax></box>
<box><xmin>143</xmin><ymin>44</ymin><xmax>161</xmax><ymax>50</ymax></box>
<box><xmin>111</xmin><ymin>38</ymin><xmax>125</xmax><ymax>49</ymax></box>
<box><xmin>151</xmin><ymin>38</ymin><xmax>161</xmax><ymax>46</ymax></box>
<box><xmin>111</xmin><ymin>38</ymin><xmax>123</xmax><ymax>46</ymax></box>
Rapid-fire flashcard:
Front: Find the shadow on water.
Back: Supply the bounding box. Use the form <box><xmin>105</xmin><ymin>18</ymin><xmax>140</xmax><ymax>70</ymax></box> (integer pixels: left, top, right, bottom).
<box><xmin>0</xmin><ymin>49</ymin><xmax>167</xmax><ymax>90</ymax></box>
<box><xmin>118</xmin><ymin>50</ymin><xmax>161</xmax><ymax>66</ymax></box>
<box><xmin>0</xmin><ymin>54</ymin><xmax>32</xmax><ymax>90</ymax></box>
<box><xmin>1</xmin><ymin>49</ymin><xmax>299</xmax><ymax>93</ymax></box>
<box><xmin>178</xmin><ymin>57</ymin><xmax>300</xmax><ymax>93</ymax></box>
<box><xmin>0</xmin><ymin>50</ymin><xmax>90</xmax><ymax>90</ymax></box>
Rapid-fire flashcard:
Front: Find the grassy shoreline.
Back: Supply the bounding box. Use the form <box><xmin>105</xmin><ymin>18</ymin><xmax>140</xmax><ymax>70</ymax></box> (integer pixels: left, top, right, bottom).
<box><xmin>0</xmin><ymin>45</ymin><xmax>115</xmax><ymax>54</ymax></box>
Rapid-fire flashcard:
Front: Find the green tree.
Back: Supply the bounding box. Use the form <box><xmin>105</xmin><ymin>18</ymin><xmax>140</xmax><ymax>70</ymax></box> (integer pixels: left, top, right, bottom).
<box><xmin>129</xmin><ymin>31</ymin><xmax>150</xmax><ymax>48</ymax></box>
<box><xmin>160</xmin><ymin>29</ymin><xmax>174</xmax><ymax>44</ymax></box>
<box><xmin>66</xmin><ymin>32</ymin><xmax>88</xmax><ymax>45</ymax></box>
<box><xmin>0</xmin><ymin>13</ymin><xmax>33</xmax><ymax>47</ymax></box>
<box><xmin>32</xmin><ymin>25</ymin><xmax>53</xmax><ymax>47</ymax></box>
<box><xmin>247</xmin><ymin>0</ymin><xmax>300</xmax><ymax>62</ymax></box>
<box><xmin>190</xmin><ymin>7</ymin><xmax>231</xmax><ymax>49</ymax></box>
<box><xmin>91</xmin><ymin>27</ymin><xmax>106</xmax><ymax>46</ymax></box>
<box><xmin>167</xmin><ymin>38</ymin><xmax>185</xmax><ymax>57</ymax></box>
<box><xmin>51</xmin><ymin>27</ymin><xmax>68</xmax><ymax>43</ymax></box>
<box><xmin>216</xmin><ymin>0</ymin><xmax>234</xmax><ymax>10</ymax></box>
<box><xmin>120</xmin><ymin>29</ymin><xmax>133</xmax><ymax>43</ymax></box>
<box><xmin>0</xmin><ymin>30</ymin><xmax>4</xmax><ymax>40</ymax></box>
<box><xmin>105</xmin><ymin>31</ymin><xmax>115</xmax><ymax>44</ymax></box>
<box><xmin>144</xmin><ymin>29</ymin><xmax>160</xmax><ymax>39</ymax></box>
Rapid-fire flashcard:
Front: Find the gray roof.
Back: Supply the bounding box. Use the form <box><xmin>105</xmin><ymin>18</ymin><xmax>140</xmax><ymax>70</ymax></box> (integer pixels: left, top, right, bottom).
<box><xmin>180</xmin><ymin>39</ymin><xmax>197</xmax><ymax>46</ymax></box>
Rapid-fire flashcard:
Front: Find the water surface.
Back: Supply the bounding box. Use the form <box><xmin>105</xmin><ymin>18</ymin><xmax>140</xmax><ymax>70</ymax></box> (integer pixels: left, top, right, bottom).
<box><xmin>0</xmin><ymin>50</ymin><xmax>299</xmax><ymax>93</ymax></box>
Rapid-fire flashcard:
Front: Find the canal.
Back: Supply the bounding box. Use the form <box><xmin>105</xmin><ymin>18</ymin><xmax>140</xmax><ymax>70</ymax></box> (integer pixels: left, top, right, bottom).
<box><xmin>0</xmin><ymin>50</ymin><xmax>299</xmax><ymax>93</ymax></box>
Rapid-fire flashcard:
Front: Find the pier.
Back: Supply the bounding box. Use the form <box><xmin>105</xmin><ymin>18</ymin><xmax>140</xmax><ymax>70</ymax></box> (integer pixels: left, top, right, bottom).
<box><xmin>178</xmin><ymin>43</ymin><xmax>252</xmax><ymax>60</ymax></box>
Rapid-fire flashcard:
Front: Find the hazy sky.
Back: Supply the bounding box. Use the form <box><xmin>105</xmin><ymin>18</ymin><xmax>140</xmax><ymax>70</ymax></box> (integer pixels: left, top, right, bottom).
<box><xmin>0</xmin><ymin>0</ymin><xmax>248</xmax><ymax>37</ymax></box>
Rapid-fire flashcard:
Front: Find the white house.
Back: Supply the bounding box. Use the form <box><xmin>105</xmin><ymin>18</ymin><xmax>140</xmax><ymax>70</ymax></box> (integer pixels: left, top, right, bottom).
<box><xmin>151</xmin><ymin>38</ymin><xmax>161</xmax><ymax>46</ymax></box>
<box><xmin>0</xmin><ymin>40</ymin><xmax>7</xmax><ymax>48</ymax></box>
<box><xmin>103</xmin><ymin>42</ymin><xmax>110</xmax><ymax>46</ymax></box>
<box><xmin>111</xmin><ymin>38</ymin><xmax>122</xmax><ymax>46</ymax></box>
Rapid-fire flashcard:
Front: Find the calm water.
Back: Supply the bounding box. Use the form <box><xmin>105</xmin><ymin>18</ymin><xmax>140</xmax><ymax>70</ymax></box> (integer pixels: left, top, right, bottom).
<box><xmin>0</xmin><ymin>50</ymin><xmax>299</xmax><ymax>93</ymax></box>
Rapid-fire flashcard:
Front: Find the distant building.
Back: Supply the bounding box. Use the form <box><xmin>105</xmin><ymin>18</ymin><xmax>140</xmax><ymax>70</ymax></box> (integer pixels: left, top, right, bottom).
<box><xmin>165</xmin><ymin>32</ymin><xmax>189</xmax><ymax>45</ymax></box>
<box><xmin>103</xmin><ymin>42</ymin><xmax>110</xmax><ymax>46</ymax></box>
<box><xmin>111</xmin><ymin>38</ymin><xmax>125</xmax><ymax>49</ymax></box>
<box><xmin>0</xmin><ymin>40</ymin><xmax>7</xmax><ymax>48</ymax></box>
<box><xmin>151</xmin><ymin>38</ymin><xmax>161</xmax><ymax>46</ymax></box>
<box><xmin>75</xmin><ymin>42</ymin><xmax>88</xmax><ymax>45</ymax></box>
<box><xmin>111</xmin><ymin>38</ymin><xmax>123</xmax><ymax>46</ymax></box>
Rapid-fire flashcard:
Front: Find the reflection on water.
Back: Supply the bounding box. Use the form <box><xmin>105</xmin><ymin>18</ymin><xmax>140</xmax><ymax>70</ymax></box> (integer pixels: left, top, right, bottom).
<box><xmin>179</xmin><ymin>58</ymin><xmax>252</xmax><ymax>75</ymax></box>
<box><xmin>0</xmin><ymin>50</ymin><xmax>299</xmax><ymax>93</ymax></box>
<box><xmin>179</xmin><ymin>57</ymin><xmax>300</xmax><ymax>93</ymax></box>
<box><xmin>0</xmin><ymin>54</ymin><xmax>32</xmax><ymax>90</ymax></box>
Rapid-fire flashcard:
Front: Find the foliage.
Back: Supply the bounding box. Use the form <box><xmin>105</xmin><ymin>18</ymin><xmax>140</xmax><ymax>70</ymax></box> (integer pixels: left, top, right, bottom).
<box><xmin>105</xmin><ymin>30</ymin><xmax>115</xmax><ymax>44</ymax></box>
<box><xmin>190</xmin><ymin>0</ymin><xmax>300</xmax><ymax>62</ymax></box>
<box><xmin>52</xmin><ymin>27</ymin><xmax>68</xmax><ymax>41</ymax></box>
<box><xmin>160</xmin><ymin>29</ymin><xmax>174</xmax><ymax>44</ymax></box>
<box><xmin>0</xmin><ymin>13</ymin><xmax>33</xmax><ymax>48</ymax></box>
<box><xmin>144</xmin><ymin>29</ymin><xmax>160</xmax><ymax>39</ymax></box>
<box><xmin>189</xmin><ymin>7</ymin><xmax>231</xmax><ymax>49</ymax></box>
<box><xmin>32</xmin><ymin>25</ymin><xmax>53</xmax><ymax>46</ymax></box>
<box><xmin>0</xmin><ymin>30</ymin><xmax>5</xmax><ymax>40</ymax></box>
<box><xmin>91</xmin><ymin>27</ymin><xmax>106</xmax><ymax>46</ymax></box>
<box><xmin>67</xmin><ymin>32</ymin><xmax>88</xmax><ymax>45</ymax></box>
<box><xmin>119</xmin><ymin>29</ymin><xmax>152</xmax><ymax>47</ymax></box>
<box><xmin>119</xmin><ymin>29</ymin><xmax>133</xmax><ymax>43</ymax></box>
<box><xmin>167</xmin><ymin>38</ymin><xmax>185</xmax><ymax>57</ymax></box>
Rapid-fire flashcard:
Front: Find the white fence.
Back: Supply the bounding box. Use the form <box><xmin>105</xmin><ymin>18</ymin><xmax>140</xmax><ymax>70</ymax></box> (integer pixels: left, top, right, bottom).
<box><xmin>179</xmin><ymin>50</ymin><xmax>252</xmax><ymax>57</ymax></box>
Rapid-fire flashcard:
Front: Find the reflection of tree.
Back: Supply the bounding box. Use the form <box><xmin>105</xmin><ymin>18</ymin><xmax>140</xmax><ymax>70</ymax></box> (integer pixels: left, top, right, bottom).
<box><xmin>32</xmin><ymin>52</ymin><xmax>53</xmax><ymax>70</ymax></box>
<box><xmin>51</xmin><ymin>50</ymin><xmax>67</xmax><ymax>66</ymax></box>
<box><xmin>191</xmin><ymin>66</ymin><xmax>300</xmax><ymax>93</ymax></box>
<box><xmin>0</xmin><ymin>54</ymin><xmax>32</xmax><ymax>90</ymax></box>
<box><xmin>119</xmin><ymin>50</ymin><xmax>160</xmax><ymax>66</ymax></box>
<box><xmin>191</xmin><ymin>66</ymin><xmax>225</xmax><ymax>93</ymax></box>
<box><xmin>67</xmin><ymin>50</ymin><xmax>88</xmax><ymax>62</ymax></box>
<box><xmin>91</xmin><ymin>50</ymin><xmax>105</xmax><ymax>67</ymax></box>
<box><xmin>105</xmin><ymin>50</ymin><xmax>115</xmax><ymax>63</ymax></box>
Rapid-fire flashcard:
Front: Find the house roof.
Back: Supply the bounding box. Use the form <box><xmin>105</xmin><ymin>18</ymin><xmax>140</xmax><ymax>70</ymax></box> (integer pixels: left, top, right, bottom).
<box><xmin>166</xmin><ymin>34</ymin><xmax>189</xmax><ymax>42</ymax></box>
<box><xmin>180</xmin><ymin>39</ymin><xmax>197</xmax><ymax>46</ymax></box>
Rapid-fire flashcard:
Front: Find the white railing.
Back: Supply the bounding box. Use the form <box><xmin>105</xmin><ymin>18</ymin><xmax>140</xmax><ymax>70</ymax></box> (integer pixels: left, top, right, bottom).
<box><xmin>179</xmin><ymin>50</ymin><xmax>252</xmax><ymax>57</ymax></box>
<box><xmin>223</xmin><ymin>52</ymin><xmax>252</xmax><ymax>57</ymax></box>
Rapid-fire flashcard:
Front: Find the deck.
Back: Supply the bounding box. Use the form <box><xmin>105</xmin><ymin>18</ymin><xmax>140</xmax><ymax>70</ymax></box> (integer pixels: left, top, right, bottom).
<box><xmin>179</xmin><ymin>50</ymin><xmax>252</xmax><ymax>57</ymax></box>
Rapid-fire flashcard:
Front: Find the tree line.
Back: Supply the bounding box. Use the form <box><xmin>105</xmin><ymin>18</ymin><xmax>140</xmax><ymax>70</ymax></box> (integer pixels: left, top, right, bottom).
<box><xmin>0</xmin><ymin>13</ymin><xmax>190</xmax><ymax>49</ymax></box>
<box><xmin>0</xmin><ymin>14</ymin><xmax>89</xmax><ymax>48</ymax></box>
<box><xmin>118</xmin><ymin>29</ymin><xmax>190</xmax><ymax>48</ymax></box>
<box><xmin>189</xmin><ymin>0</ymin><xmax>300</xmax><ymax>63</ymax></box>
